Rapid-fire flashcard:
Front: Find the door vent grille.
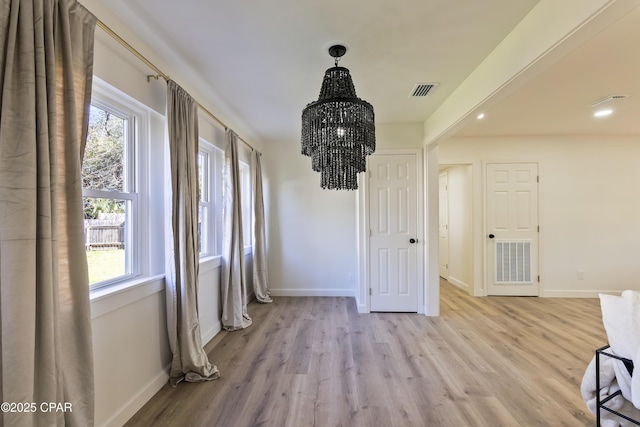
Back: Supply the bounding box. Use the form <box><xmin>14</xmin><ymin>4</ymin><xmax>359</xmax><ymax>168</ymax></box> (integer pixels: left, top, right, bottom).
<box><xmin>495</xmin><ymin>241</ymin><xmax>531</xmax><ymax>283</ymax></box>
<box><xmin>410</xmin><ymin>83</ymin><xmax>438</xmax><ymax>97</ymax></box>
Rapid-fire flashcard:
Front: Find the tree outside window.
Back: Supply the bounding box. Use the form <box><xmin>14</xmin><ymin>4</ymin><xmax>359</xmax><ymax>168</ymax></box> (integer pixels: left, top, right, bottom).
<box><xmin>82</xmin><ymin>104</ymin><xmax>135</xmax><ymax>287</ymax></box>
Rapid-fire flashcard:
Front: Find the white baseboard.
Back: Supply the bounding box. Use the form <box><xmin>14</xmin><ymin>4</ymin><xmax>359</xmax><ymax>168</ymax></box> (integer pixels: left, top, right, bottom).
<box><xmin>98</xmin><ymin>364</ymin><xmax>169</xmax><ymax>427</ymax></box>
<box><xmin>269</xmin><ymin>288</ymin><xmax>356</xmax><ymax>297</ymax></box>
<box><xmin>447</xmin><ymin>276</ymin><xmax>470</xmax><ymax>293</ymax></box>
<box><xmin>201</xmin><ymin>321</ymin><xmax>222</xmax><ymax>345</ymax></box>
<box><xmin>356</xmin><ymin>300</ymin><xmax>368</xmax><ymax>313</ymax></box>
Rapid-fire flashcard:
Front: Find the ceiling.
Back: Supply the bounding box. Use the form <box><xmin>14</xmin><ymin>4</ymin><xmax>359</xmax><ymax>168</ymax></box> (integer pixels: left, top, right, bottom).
<box><xmin>92</xmin><ymin>0</ymin><xmax>640</xmax><ymax>144</ymax></box>
<box><xmin>457</xmin><ymin>4</ymin><xmax>640</xmax><ymax>138</ymax></box>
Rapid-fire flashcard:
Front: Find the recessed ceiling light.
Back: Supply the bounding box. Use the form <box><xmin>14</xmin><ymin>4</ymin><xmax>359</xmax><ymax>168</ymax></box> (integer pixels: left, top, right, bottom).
<box><xmin>594</xmin><ymin>109</ymin><xmax>613</xmax><ymax>117</ymax></box>
<box><xmin>477</xmin><ymin>113</ymin><xmax>485</xmax><ymax>120</ymax></box>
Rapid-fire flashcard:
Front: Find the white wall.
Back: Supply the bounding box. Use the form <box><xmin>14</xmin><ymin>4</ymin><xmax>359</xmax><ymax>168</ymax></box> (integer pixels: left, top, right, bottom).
<box><xmin>376</xmin><ymin>122</ymin><xmax>424</xmax><ymax>149</ymax></box>
<box><xmin>264</xmin><ymin>139</ymin><xmax>358</xmax><ymax>296</ymax></box>
<box><xmin>440</xmin><ymin>135</ymin><xmax>640</xmax><ymax>297</ymax></box>
<box><xmin>91</xmin><ymin>279</ymin><xmax>170</xmax><ymax>427</ymax></box>
<box><xmin>265</xmin><ymin>123</ymin><xmax>424</xmax><ymax>299</ymax></box>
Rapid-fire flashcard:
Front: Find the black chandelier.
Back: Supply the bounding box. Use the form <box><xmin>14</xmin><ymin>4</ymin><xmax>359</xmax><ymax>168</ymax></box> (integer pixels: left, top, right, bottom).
<box><xmin>301</xmin><ymin>45</ymin><xmax>375</xmax><ymax>190</ymax></box>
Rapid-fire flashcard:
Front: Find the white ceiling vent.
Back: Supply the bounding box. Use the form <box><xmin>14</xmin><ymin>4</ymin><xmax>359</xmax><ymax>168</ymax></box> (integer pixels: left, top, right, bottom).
<box><xmin>588</xmin><ymin>94</ymin><xmax>630</xmax><ymax>107</ymax></box>
<box><xmin>410</xmin><ymin>83</ymin><xmax>438</xmax><ymax>97</ymax></box>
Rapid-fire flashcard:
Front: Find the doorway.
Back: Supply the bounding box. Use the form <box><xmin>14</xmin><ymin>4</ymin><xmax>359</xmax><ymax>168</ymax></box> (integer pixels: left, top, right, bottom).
<box><xmin>485</xmin><ymin>162</ymin><xmax>539</xmax><ymax>296</ymax></box>
<box><xmin>438</xmin><ymin>164</ymin><xmax>473</xmax><ymax>294</ymax></box>
<box><xmin>439</xmin><ymin>171</ymin><xmax>449</xmax><ymax>279</ymax></box>
<box><xmin>359</xmin><ymin>149</ymin><xmax>424</xmax><ymax>313</ymax></box>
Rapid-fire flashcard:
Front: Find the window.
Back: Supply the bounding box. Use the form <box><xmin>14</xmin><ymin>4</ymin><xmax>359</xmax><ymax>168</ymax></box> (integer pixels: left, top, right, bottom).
<box><xmin>198</xmin><ymin>151</ymin><xmax>208</xmax><ymax>254</ymax></box>
<box><xmin>83</xmin><ymin>95</ymin><xmax>142</xmax><ymax>289</ymax></box>
<box><xmin>82</xmin><ymin>79</ymin><xmax>159</xmax><ymax>292</ymax></box>
<box><xmin>198</xmin><ymin>140</ymin><xmax>223</xmax><ymax>257</ymax></box>
<box><xmin>239</xmin><ymin>161</ymin><xmax>252</xmax><ymax>249</ymax></box>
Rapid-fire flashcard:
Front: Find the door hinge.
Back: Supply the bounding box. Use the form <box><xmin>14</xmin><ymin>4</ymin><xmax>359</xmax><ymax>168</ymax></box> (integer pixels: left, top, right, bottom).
<box><xmin>369</xmin><ymin>229</ymin><xmax>372</xmax><ymax>237</ymax></box>
<box><xmin>537</xmin><ymin>275</ymin><xmax>540</xmax><ymax>282</ymax></box>
<box><xmin>369</xmin><ymin>288</ymin><xmax>372</xmax><ymax>296</ymax></box>
<box><xmin>537</xmin><ymin>175</ymin><xmax>539</xmax><ymax>183</ymax></box>
<box><xmin>537</xmin><ymin>225</ymin><xmax>540</xmax><ymax>232</ymax></box>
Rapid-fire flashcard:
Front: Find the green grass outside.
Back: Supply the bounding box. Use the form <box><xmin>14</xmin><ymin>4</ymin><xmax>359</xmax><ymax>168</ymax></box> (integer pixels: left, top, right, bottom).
<box><xmin>86</xmin><ymin>249</ymin><xmax>125</xmax><ymax>285</ymax></box>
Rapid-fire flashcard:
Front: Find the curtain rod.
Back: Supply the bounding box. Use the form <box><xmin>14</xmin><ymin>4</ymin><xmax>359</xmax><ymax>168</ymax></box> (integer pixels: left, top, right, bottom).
<box><xmin>95</xmin><ymin>19</ymin><xmax>256</xmax><ymax>152</ymax></box>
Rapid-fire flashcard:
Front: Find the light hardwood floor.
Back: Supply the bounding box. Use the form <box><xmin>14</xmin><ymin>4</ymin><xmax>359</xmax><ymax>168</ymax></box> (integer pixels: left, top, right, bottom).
<box><xmin>125</xmin><ymin>280</ymin><xmax>606</xmax><ymax>426</ymax></box>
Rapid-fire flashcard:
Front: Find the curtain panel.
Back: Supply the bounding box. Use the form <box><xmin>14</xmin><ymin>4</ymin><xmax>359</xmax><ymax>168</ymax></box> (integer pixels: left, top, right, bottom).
<box><xmin>0</xmin><ymin>0</ymin><xmax>96</xmax><ymax>425</ymax></box>
<box><xmin>165</xmin><ymin>80</ymin><xmax>219</xmax><ymax>386</ymax></box>
<box><xmin>251</xmin><ymin>151</ymin><xmax>272</xmax><ymax>303</ymax></box>
<box><xmin>220</xmin><ymin>130</ymin><xmax>252</xmax><ymax>331</ymax></box>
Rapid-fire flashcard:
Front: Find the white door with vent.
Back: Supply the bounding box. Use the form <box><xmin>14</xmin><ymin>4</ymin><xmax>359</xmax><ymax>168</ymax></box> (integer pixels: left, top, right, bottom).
<box><xmin>369</xmin><ymin>154</ymin><xmax>419</xmax><ymax>312</ymax></box>
<box><xmin>486</xmin><ymin>163</ymin><xmax>539</xmax><ymax>296</ymax></box>
<box><xmin>439</xmin><ymin>171</ymin><xmax>449</xmax><ymax>279</ymax></box>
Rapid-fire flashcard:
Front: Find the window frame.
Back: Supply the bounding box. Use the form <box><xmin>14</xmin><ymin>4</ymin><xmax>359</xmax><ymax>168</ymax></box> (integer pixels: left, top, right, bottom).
<box><xmin>84</xmin><ymin>80</ymin><xmax>150</xmax><ymax>291</ymax></box>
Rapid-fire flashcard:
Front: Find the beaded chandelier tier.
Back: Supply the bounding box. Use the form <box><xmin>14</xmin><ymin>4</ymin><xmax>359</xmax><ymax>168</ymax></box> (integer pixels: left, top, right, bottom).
<box><xmin>301</xmin><ymin>45</ymin><xmax>375</xmax><ymax>190</ymax></box>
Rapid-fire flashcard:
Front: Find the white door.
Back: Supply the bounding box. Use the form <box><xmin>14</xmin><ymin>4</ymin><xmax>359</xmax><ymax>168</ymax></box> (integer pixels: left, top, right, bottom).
<box><xmin>369</xmin><ymin>154</ymin><xmax>419</xmax><ymax>312</ymax></box>
<box><xmin>439</xmin><ymin>171</ymin><xmax>449</xmax><ymax>279</ymax></box>
<box><xmin>486</xmin><ymin>163</ymin><xmax>539</xmax><ymax>296</ymax></box>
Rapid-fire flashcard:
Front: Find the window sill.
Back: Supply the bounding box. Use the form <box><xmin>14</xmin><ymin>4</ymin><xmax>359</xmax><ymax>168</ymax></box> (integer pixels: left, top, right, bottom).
<box><xmin>200</xmin><ymin>255</ymin><xmax>222</xmax><ymax>272</ymax></box>
<box><xmin>199</xmin><ymin>251</ymin><xmax>251</xmax><ymax>266</ymax></box>
<box><xmin>90</xmin><ymin>274</ymin><xmax>165</xmax><ymax>319</ymax></box>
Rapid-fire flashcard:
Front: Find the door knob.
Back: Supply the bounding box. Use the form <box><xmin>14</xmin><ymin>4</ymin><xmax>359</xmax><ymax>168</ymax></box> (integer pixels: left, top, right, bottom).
<box><xmin>488</xmin><ymin>234</ymin><xmax>495</xmax><ymax>239</ymax></box>
<box><xmin>409</xmin><ymin>238</ymin><xmax>418</xmax><ymax>244</ymax></box>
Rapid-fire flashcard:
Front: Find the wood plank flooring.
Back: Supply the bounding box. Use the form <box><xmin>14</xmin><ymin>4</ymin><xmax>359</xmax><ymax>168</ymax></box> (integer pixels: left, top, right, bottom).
<box><xmin>125</xmin><ymin>281</ymin><xmax>607</xmax><ymax>426</ymax></box>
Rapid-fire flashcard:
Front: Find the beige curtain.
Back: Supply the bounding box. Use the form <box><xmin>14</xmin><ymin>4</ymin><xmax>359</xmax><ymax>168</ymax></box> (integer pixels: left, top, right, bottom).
<box><xmin>0</xmin><ymin>0</ymin><xmax>96</xmax><ymax>425</ymax></box>
<box><xmin>252</xmin><ymin>151</ymin><xmax>272</xmax><ymax>303</ymax></box>
<box><xmin>166</xmin><ymin>80</ymin><xmax>219</xmax><ymax>386</ymax></box>
<box><xmin>221</xmin><ymin>130</ymin><xmax>252</xmax><ymax>331</ymax></box>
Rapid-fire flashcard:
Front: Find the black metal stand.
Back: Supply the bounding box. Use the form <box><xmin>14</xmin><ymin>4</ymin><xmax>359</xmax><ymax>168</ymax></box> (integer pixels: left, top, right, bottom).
<box><xmin>596</xmin><ymin>345</ymin><xmax>639</xmax><ymax>426</ymax></box>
